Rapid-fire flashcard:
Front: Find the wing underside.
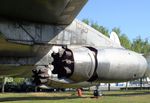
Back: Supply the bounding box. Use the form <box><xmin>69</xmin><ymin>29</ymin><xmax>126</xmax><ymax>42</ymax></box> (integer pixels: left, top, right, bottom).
<box><xmin>0</xmin><ymin>0</ymin><xmax>87</xmax><ymax>25</ymax></box>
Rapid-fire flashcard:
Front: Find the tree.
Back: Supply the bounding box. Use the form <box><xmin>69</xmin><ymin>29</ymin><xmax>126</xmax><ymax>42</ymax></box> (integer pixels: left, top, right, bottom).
<box><xmin>112</xmin><ymin>27</ymin><xmax>121</xmax><ymax>36</ymax></box>
<box><xmin>120</xmin><ymin>34</ymin><xmax>131</xmax><ymax>49</ymax></box>
<box><xmin>131</xmin><ymin>36</ymin><xmax>149</xmax><ymax>54</ymax></box>
<box><xmin>112</xmin><ymin>27</ymin><xmax>131</xmax><ymax>49</ymax></box>
<box><xmin>142</xmin><ymin>39</ymin><xmax>150</xmax><ymax>54</ymax></box>
<box><xmin>91</xmin><ymin>22</ymin><xmax>109</xmax><ymax>37</ymax></box>
<box><xmin>82</xmin><ymin>19</ymin><xmax>89</xmax><ymax>25</ymax></box>
<box><xmin>82</xmin><ymin>19</ymin><xmax>150</xmax><ymax>52</ymax></box>
<box><xmin>131</xmin><ymin>36</ymin><xmax>143</xmax><ymax>53</ymax></box>
<box><xmin>82</xmin><ymin>19</ymin><xmax>109</xmax><ymax>37</ymax></box>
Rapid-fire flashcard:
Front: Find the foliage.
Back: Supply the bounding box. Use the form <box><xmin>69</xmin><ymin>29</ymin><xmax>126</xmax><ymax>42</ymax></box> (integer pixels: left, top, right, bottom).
<box><xmin>82</xmin><ymin>19</ymin><xmax>89</xmax><ymax>25</ymax></box>
<box><xmin>91</xmin><ymin>22</ymin><xmax>109</xmax><ymax>37</ymax></box>
<box><xmin>82</xmin><ymin>19</ymin><xmax>150</xmax><ymax>54</ymax></box>
<box><xmin>82</xmin><ymin>19</ymin><xmax>109</xmax><ymax>37</ymax></box>
<box><xmin>13</xmin><ymin>78</ymin><xmax>26</xmax><ymax>85</ymax></box>
<box><xmin>112</xmin><ymin>27</ymin><xmax>121</xmax><ymax>36</ymax></box>
<box><xmin>131</xmin><ymin>36</ymin><xmax>150</xmax><ymax>54</ymax></box>
<box><xmin>112</xmin><ymin>27</ymin><xmax>131</xmax><ymax>49</ymax></box>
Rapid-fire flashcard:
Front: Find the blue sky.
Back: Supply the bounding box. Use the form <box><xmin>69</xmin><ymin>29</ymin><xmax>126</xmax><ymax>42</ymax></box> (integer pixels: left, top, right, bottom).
<box><xmin>77</xmin><ymin>0</ymin><xmax>150</xmax><ymax>41</ymax></box>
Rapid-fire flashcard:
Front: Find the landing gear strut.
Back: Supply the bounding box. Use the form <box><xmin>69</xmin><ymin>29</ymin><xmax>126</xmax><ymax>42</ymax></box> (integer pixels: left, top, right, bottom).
<box><xmin>93</xmin><ymin>84</ymin><xmax>102</xmax><ymax>98</ymax></box>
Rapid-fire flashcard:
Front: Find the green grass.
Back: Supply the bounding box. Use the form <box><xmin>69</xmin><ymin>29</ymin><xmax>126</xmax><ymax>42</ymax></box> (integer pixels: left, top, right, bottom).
<box><xmin>0</xmin><ymin>90</ymin><xmax>150</xmax><ymax>103</ymax></box>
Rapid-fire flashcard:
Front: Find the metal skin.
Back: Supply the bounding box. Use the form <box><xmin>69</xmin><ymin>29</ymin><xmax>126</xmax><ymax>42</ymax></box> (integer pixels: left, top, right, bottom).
<box><xmin>0</xmin><ymin>0</ymin><xmax>87</xmax><ymax>25</ymax></box>
<box><xmin>144</xmin><ymin>54</ymin><xmax>150</xmax><ymax>77</ymax></box>
<box><xmin>96</xmin><ymin>48</ymin><xmax>147</xmax><ymax>82</ymax></box>
<box><xmin>49</xmin><ymin>46</ymin><xmax>148</xmax><ymax>88</ymax></box>
<box><xmin>0</xmin><ymin>0</ymin><xmax>149</xmax><ymax>88</ymax></box>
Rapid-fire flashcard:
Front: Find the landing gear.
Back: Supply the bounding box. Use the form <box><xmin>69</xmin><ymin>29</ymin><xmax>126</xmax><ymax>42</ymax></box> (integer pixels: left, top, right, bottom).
<box><xmin>93</xmin><ymin>84</ymin><xmax>102</xmax><ymax>98</ymax></box>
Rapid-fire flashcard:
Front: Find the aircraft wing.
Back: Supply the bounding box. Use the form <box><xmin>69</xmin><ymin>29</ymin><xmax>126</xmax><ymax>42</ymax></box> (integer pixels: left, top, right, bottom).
<box><xmin>0</xmin><ymin>0</ymin><xmax>87</xmax><ymax>25</ymax></box>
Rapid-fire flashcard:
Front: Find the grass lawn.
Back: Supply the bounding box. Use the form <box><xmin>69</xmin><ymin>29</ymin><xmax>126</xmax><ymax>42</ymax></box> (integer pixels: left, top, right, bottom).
<box><xmin>0</xmin><ymin>90</ymin><xmax>150</xmax><ymax>103</ymax></box>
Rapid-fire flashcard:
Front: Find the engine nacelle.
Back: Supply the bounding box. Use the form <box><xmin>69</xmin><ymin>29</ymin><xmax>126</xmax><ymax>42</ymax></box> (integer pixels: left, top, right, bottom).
<box><xmin>97</xmin><ymin>48</ymin><xmax>147</xmax><ymax>82</ymax></box>
<box><xmin>52</xmin><ymin>46</ymin><xmax>148</xmax><ymax>83</ymax></box>
<box><xmin>52</xmin><ymin>47</ymin><xmax>96</xmax><ymax>82</ymax></box>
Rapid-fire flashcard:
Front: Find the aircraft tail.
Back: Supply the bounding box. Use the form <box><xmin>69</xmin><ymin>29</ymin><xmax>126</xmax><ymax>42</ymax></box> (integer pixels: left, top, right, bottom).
<box><xmin>110</xmin><ymin>32</ymin><xmax>121</xmax><ymax>46</ymax></box>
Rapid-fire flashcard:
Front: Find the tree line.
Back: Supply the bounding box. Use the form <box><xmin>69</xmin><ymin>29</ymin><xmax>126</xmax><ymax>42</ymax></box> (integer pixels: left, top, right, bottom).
<box><xmin>82</xmin><ymin>19</ymin><xmax>150</xmax><ymax>54</ymax></box>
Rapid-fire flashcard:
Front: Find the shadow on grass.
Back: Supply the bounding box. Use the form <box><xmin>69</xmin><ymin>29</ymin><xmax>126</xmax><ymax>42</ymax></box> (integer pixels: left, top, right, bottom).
<box><xmin>104</xmin><ymin>91</ymin><xmax>150</xmax><ymax>97</ymax></box>
<box><xmin>0</xmin><ymin>96</ymin><xmax>85</xmax><ymax>102</ymax></box>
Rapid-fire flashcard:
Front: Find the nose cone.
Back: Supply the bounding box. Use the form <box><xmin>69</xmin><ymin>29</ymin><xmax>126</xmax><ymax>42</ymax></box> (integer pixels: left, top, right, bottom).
<box><xmin>144</xmin><ymin>54</ymin><xmax>150</xmax><ymax>77</ymax></box>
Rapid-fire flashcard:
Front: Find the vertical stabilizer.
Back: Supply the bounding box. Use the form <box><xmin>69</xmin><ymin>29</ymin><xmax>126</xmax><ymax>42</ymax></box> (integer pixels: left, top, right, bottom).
<box><xmin>110</xmin><ymin>32</ymin><xmax>121</xmax><ymax>46</ymax></box>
